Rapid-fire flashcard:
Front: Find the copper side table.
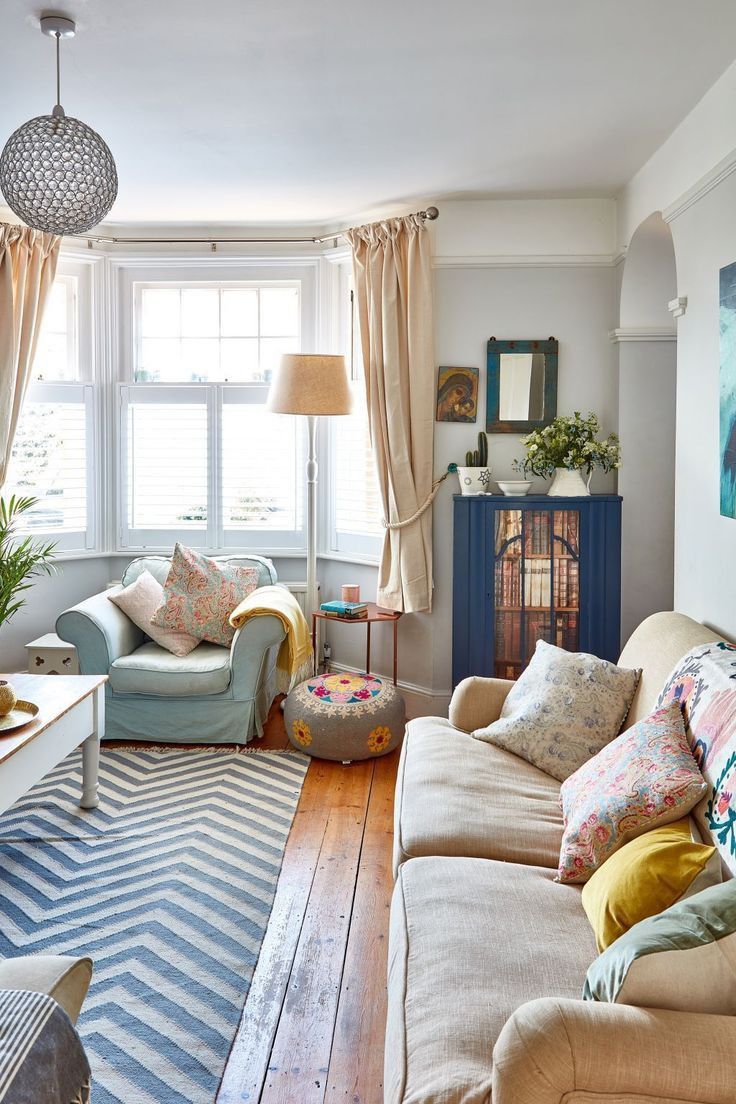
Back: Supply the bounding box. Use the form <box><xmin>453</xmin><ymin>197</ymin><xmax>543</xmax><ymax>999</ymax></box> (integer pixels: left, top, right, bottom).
<box><xmin>311</xmin><ymin>602</ymin><xmax>403</xmax><ymax>684</ymax></box>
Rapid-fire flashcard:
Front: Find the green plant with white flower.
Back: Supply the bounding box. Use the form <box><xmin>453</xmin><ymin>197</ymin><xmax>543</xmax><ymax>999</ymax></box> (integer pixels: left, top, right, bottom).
<box><xmin>513</xmin><ymin>412</ymin><xmax>621</xmax><ymax>479</ymax></box>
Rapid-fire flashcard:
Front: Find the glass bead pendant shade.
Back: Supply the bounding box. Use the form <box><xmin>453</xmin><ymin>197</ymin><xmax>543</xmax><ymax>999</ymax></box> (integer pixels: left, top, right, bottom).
<box><xmin>0</xmin><ymin>16</ymin><xmax>117</xmax><ymax>236</ymax></box>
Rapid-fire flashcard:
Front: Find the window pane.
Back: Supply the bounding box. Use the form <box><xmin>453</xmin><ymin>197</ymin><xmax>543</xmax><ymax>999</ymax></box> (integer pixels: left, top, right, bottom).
<box><xmin>7</xmin><ymin>401</ymin><xmax>87</xmax><ymax>532</ymax></box>
<box><xmin>181</xmin><ymin>338</ymin><xmax>220</xmax><ymax>381</ymax></box>
<box><xmin>221</xmin><ymin>289</ymin><xmax>258</xmax><ymax>336</ymax></box>
<box><xmin>222</xmin><ymin>407</ymin><xmax>301</xmax><ymax>530</ymax></box>
<box><xmin>127</xmin><ymin>402</ymin><xmax>208</xmax><ymax>529</ymax></box>
<box><xmin>259</xmin><ymin>287</ymin><xmax>299</xmax><ymax>337</ymax></box>
<box><xmin>181</xmin><ymin>289</ymin><xmax>219</xmax><ymax>337</ymax></box>
<box><xmin>34</xmin><ymin>332</ymin><xmax>70</xmax><ymax>381</ymax></box>
<box><xmin>141</xmin><ymin>289</ymin><xmax>180</xmax><ymax>337</ymax></box>
<box><xmin>335</xmin><ymin>385</ymin><xmax>382</xmax><ymax>536</ymax></box>
<box><xmin>139</xmin><ymin>338</ymin><xmax>182</xmax><ymax>382</ymax></box>
<box><xmin>260</xmin><ymin>336</ymin><xmax>298</xmax><ymax>381</ymax></box>
<box><xmin>43</xmin><ymin>281</ymin><xmax>68</xmax><ymax>333</ymax></box>
<box><xmin>221</xmin><ymin>338</ymin><xmax>259</xmax><ymax>381</ymax></box>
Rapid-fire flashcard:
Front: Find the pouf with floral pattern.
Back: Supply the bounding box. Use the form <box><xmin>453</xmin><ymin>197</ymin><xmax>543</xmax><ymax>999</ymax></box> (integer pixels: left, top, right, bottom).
<box><xmin>284</xmin><ymin>672</ymin><xmax>405</xmax><ymax>761</ymax></box>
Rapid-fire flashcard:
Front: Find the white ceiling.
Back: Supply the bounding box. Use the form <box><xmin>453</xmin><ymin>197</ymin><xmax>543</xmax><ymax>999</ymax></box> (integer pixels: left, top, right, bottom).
<box><xmin>1</xmin><ymin>0</ymin><xmax>736</xmax><ymax>227</ymax></box>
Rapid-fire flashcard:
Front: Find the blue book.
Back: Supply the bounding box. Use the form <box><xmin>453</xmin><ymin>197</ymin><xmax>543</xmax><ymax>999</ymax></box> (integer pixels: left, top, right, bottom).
<box><xmin>320</xmin><ymin>600</ymin><xmax>368</xmax><ymax>614</ymax></box>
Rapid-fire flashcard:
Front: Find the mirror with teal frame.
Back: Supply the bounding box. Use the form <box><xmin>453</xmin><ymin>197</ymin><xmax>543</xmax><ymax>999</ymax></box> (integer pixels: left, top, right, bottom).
<box><xmin>486</xmin><ymin>337</ymin><xmax>558</xmax><ymax>433</ymax></box>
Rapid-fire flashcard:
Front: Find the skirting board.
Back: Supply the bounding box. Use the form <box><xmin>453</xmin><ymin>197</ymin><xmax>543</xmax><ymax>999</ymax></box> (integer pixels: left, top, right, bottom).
<box><xmin>326</xmin><ymin>659</ymin><xmax>451</xmax><ymax>720</ymax></box>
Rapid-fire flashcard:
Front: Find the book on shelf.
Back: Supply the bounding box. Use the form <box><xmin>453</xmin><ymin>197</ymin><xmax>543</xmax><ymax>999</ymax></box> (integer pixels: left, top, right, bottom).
<box><xmin>320</xmin><ymin>600</ymin><xmax>368</xmax><ymax>615</ymax></box>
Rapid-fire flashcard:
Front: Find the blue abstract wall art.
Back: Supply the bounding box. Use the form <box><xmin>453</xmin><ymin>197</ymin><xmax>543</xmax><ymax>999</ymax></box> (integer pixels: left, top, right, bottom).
<box><xmin>720</xmin><ymin>261</ymin><xmax>736</xmax><ymax>518</ymax></box>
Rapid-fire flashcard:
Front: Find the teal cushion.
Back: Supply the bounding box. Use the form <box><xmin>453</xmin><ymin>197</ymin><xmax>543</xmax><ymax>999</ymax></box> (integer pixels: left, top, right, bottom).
<box><xmin>109</xmin><ymin>641</ymin><xmax>231</xmax><ymax>697</ymax></box>
<box><xmin>122</xmin><ymin>554</ymin><xmax>277</xmax><ymax>591</ymax></box>
<box><xmin>583</xmin><ymin>879</ymin><xmax>736</xmax><ymax>1014</ymax></box>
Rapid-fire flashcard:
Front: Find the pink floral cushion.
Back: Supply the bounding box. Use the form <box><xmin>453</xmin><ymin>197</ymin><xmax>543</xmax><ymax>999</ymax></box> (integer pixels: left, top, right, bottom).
<box><xmin>557</xmin><ymin>701</ymin><xmax>707</xmax><ymax>884</ymax></box>
<box><xmin>151</xmin><ymin>544</ymin><xmax>260</xmax><ymax>647</ymax></box>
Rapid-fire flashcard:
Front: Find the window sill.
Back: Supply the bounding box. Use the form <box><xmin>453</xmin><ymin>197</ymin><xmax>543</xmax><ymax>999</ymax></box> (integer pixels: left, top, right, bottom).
<box><xmin>318</xmin><ymin>551</ymin><xmax>380</xmax><ymax>568</ymax></box>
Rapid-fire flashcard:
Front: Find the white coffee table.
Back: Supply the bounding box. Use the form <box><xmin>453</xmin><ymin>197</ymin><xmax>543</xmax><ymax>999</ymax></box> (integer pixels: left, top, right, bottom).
<box><xmin>0</xmin><ymin>674</ymin><xmax>106</xmax><ymax>815</ymax></box>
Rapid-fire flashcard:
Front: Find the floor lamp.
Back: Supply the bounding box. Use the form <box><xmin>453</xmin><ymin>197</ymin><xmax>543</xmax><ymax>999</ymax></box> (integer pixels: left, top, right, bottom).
<box><xmin>267</xmin><ymin>354</ymin><xmax>353</xmax><ymax>619</ymax></box>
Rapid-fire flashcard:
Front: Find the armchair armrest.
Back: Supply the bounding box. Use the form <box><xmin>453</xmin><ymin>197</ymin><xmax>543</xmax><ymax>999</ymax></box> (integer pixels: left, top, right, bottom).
<box><xmin>0</xmin><ymin>955</ymin><xmax>92</xmax><ymax>1024</ymax></box>
<box><xmin>493</xmin><ymin>997</ymin><xmax>736</xmax><ymax>1104</ymax></box>
<box><xmin>448</xmin><ymin>676</ymin><xmax>514</xmax><ymax>732</ymax></box>
<box><xmin>229</xmin><ymin>613</ymin><xmax>287</xmax><ymax>699</ymax></box>
<box><xmin>56</xmin><ymin>586</ymin><xmax>144</xmax><ymax>675</ymax></box>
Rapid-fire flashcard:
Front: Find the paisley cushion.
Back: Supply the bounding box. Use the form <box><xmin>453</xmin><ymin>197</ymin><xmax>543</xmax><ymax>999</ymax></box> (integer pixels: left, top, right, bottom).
<box><xmin>657</xmin><ymin>641</ymin><xmax>736</xmax><ymax>875</ymax></box>
<box><xmin>472</xmin><ymin>640</ymin><xmax>640</xmax><ymax>782</ymax></box>
<box><xmin>558</xmin><ymin>701</ymin><xmax>707</xmax><ymax>884</ymax></box>
<box><xmin>150</xmin><ymin>543</ymin><xmax>260</xmax><ymax>647</ymax></box>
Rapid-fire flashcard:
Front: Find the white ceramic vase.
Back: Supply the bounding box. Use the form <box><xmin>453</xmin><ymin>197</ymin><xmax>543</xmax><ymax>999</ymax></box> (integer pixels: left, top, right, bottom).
<box><xmin>547</xmin><ymin>467</ymin><xmax>592</xmax><ymax>497</ymax></box>
<box><xmin>457</xmin><ymin>467</ymin><xmax>492</xmax><ymax>495</ymax></box>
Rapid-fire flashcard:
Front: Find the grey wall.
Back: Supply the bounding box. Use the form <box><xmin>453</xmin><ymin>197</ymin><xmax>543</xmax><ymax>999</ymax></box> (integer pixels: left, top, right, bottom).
<box><xmin>617</xmin><ymin>340</ymin><xmax>676</xmax><ymax>642</ymax></box>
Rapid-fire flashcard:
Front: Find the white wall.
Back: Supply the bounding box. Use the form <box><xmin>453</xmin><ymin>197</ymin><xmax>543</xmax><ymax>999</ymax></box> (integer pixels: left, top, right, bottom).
<box><xmin>668</xmin><ymin>172</ymin><xmax>736</xmax><ymax>638</ymax></box>
<box><xmin>0</xmin><ymin>558</ymin><xmax>113</xmax><ymax>672</ymax></box>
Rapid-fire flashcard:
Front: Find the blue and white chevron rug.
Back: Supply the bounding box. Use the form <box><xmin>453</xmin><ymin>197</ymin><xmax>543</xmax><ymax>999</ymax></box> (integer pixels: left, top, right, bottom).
<box><xmin>0</xmin><ymin>747</ymin><xmax>310</xmax><ymax>1104</ymax></box>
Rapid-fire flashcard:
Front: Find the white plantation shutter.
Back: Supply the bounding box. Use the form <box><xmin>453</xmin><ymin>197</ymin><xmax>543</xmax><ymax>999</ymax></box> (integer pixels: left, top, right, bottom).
<box><xmin>5</xmin><ymin>382</ymin><xmax>93</xmax><ymax>550</ymax></box>
<box><xmin>334</xmin><ymin>390</ymin><xmax>382</xmax><ymax>535</ymax></box>
<box><xmin>221</xmin><ymin>393</ymin><xmax>303</xmax><ymax>545</ymax></box>
<box><xmin>122</xmin><ymin>386</ymin><xmax>209</xmax><ymax>547</ymax></box>
<box><xmin>120</xmin><ymin>384</ymin><xmax>306</xmax><ymax>550</ymax></box>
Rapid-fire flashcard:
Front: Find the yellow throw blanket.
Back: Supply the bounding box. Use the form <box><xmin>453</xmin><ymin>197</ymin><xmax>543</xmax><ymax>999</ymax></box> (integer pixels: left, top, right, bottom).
<box><xmin>229</xmin><ymin>585</ymin><xmax>313</xmax><ymax>693</ymax></box>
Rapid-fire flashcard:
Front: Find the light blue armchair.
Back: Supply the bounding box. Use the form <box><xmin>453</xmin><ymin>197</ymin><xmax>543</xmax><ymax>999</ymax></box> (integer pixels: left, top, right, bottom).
<box><xmin>56</xmin><ymin>554</ymin><xmax>287</xmax><ymax>745</ymax></box>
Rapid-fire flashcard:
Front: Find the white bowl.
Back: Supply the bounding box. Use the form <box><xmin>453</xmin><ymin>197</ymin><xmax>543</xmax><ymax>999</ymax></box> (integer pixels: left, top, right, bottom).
<box><xmin>497</xmin><ymin>480</ymin><xmax>532</xmax><ymax>497</ymax></box>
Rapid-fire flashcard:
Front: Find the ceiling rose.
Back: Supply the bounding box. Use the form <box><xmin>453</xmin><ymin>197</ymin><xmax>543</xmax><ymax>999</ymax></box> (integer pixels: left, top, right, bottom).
<box><xmin>0</xmin><ymin>15</ymin><xmax>118</xmax><ymax>236</ymax></box>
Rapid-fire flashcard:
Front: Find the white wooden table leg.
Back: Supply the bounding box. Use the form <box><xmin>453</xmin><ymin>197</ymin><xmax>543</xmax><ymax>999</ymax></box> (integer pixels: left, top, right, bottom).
<box><xmin>80</xmin><ymin>686</ymin><xmax>103</xmax><ymax>809</ymax></box>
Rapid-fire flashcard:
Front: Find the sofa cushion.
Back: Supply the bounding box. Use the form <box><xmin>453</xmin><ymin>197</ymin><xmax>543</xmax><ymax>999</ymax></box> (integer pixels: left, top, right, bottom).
<box><xmin>471</xmin><ymin>640</ymin><xmax>641</xmax><ymax>782</ymax></box>
<box><xmin>108</xmin><ymin>569</ymin><xmax>199</xmax><ymax>657</ymax></box>
<box><xmin>385</xmin><ymin>856</ymin><xmax>597</xmax><ymax>1104</ymax></box>
<box><xmin>558</xmin><ymin>701</ymin><xmax>708</xmax><ymax>884</ymax></box>
<box><xmin>109</xmin><ymin>641</ymin><xmax>231</xmax><ymax>697</ymax></box>
<box><xmin>151</xmin><ymin>543</ymin><xmax>260</xmax><ymax>647</ymax></box>
<box><xmin>393</xmin><ymin>716</ymin><xmax>564</xmax><ymax>876</ymax></box>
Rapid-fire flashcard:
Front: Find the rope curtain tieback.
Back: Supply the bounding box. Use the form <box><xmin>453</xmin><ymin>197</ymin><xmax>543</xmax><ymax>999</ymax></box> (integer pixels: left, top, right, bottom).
<box><xmin>382</xmin><ymin>466</ymin><xmax>456</xmax><ymax>530</ymax></box>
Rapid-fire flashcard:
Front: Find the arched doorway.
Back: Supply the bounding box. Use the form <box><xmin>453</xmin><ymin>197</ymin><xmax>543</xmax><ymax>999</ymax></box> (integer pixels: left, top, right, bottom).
<box><xmin>617</xmin><ymin>212</ymin><xmax>677</xmax><ymax>642</ymax></box>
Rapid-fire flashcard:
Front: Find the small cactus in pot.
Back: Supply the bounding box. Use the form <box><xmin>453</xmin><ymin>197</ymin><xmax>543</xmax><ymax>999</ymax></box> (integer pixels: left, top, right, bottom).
<box><xmin>457</xmin><ymin>432</ymin><xmax>491</xmax><ymax>495</ymax></box>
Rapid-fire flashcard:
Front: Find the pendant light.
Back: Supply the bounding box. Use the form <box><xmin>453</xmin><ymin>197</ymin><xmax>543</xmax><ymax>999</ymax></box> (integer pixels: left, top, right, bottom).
<box><xmin>0</xmin><ymin>15</ymin><xmax>117</xmax><ymax>236</ymax></box>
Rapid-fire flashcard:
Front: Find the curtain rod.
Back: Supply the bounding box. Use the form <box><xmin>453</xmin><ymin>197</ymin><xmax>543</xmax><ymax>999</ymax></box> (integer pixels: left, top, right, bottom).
<box><xmin>72</xmin><ymin>205</ymin><xmax>439</xmax><ymax>248</ymax></box>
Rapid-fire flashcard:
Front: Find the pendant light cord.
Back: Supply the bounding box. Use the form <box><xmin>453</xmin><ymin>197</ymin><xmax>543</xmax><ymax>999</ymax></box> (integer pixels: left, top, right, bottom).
<box><xmin>55</xmin><ymin>32</ymin><xmax>61</xmax><ymax>111</ymax></box>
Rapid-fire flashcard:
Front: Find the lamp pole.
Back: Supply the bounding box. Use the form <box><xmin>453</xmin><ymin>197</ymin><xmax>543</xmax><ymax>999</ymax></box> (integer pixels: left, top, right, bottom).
<box><xmin>306</xmin><ymin>415</ymin><xmax>318</xmax><ymax>619</ymax></box>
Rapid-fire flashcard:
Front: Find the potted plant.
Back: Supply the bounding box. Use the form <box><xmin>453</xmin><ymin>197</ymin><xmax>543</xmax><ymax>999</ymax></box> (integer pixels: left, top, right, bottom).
<box><xmin>514</xmin><ymin>412</ymin><xmax>621</xmax><ymax>496</ymax></box>
<box><xmin>0</xmin><ymin>496</ymin><xmax>56</xmax><ymax>631</ymax></box>
<box><xmin>454</xmin><ymin>432</ymin><xmax>492</xmax><ymax>495</ymax></box>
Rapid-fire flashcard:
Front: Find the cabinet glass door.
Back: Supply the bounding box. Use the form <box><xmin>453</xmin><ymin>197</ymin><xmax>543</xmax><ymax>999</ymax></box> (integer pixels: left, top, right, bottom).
<box><xmin>493</xmin><ymin>508</ymin><xmax>580</xmax><ymax>679</ymax></box>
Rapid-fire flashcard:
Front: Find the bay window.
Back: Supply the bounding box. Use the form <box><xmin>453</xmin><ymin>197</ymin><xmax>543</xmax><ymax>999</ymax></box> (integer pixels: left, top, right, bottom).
<box><xmin>5</xmin><ymin>269</ymin><xmax>97</xmax><ymax>552</ymax></box>
<box><xmin>329</xmin><ymin>271</ymin><xmax>383</xmax><ymax>558</ymax></box>
<box><xmin>118</xmin><ymin>272</ymin><xmax>309</xmax><ymax>552</ymax></box>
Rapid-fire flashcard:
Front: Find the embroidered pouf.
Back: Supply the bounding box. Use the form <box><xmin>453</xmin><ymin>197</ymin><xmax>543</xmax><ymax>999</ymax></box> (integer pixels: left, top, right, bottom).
<box><xmin>284</xmin><ymin>672</ymin><xmax>405</xmax><ymax>762</ymax></box>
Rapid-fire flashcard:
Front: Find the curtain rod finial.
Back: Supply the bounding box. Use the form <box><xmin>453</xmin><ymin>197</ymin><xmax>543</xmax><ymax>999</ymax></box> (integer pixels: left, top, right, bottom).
<box><xmin>424</xmin><ymin>206</ymin><xmax>439</xmax><ymax>221</ymax></box>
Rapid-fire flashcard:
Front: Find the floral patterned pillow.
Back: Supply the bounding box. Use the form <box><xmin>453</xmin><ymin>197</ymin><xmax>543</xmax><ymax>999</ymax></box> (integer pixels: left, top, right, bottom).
<box><xmin>151</xmin><ymin>544</ymin><xmax>260</xmax><ymax>647</ymax></box>
<box><xmin>472</xmin><ymin>640</ymin><xmax>641</xmax><ymax>782</ymax></box>
<box><xmin>557</xmin><ymin>701</ymin><xmax>707</xmax><ymax>884</ymax></box>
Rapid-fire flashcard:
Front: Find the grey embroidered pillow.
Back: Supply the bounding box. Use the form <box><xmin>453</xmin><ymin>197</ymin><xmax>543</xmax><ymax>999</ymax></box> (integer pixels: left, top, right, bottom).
<box><xmin>472</xmin><ymin>640</ymin><xmax>640</xmax><ymax>782</ymax></box>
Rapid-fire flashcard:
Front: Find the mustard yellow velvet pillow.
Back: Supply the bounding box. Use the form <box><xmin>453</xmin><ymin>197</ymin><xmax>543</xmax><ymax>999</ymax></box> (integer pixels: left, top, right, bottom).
<box><xmin>581</xmin><ymin>819</ymin><xmax>722</xmax><ymax>951</ymax></box>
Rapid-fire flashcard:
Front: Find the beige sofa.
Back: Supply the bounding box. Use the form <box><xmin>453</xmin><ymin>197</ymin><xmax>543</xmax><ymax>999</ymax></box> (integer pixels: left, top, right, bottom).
<box><xmin>386</xmin><ymin>612</ymin><xmax>735</xmax><ymax>1104</ymax></box>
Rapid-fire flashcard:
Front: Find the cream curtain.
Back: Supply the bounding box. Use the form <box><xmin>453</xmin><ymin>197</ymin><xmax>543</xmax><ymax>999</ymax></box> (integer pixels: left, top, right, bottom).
<box><xmin>347</xmin><ymin>215</ymin><xmax>435</xmax><ymax>612</ymax></box>
<box><xmin>0</xmin><ymin>223</ymin><xmax>60</xmax><ymax>488</ymax></box>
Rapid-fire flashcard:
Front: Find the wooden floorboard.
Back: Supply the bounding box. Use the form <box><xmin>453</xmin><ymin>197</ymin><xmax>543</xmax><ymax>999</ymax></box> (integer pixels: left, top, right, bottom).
<box><xmin>324</xmin><ymin>752</ymin><xmax>397</xmax><ymax>1104</ymax></box>
<box><xmin>218</xmin><ymin>703</ymin><xmax>400</xmax><ymax>1104</ymax></box>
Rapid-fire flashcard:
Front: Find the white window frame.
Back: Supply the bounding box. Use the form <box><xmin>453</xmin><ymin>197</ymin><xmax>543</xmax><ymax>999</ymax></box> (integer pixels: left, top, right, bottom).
<box><xmin>15</xmin><ymin>380</ymin><xmax>97</xmax><ymax>552</ymax></box>
<box><xmin>9</xmin><ymin>256</ymin><xmax>100</xmax><ymax>554</ymax></box>
<box><xmin>326</xmin><ymin>261</ymin><xmax>382</xmax><ymax>562</ymax></box>
<box><xmin>113</xmin><ymin>260</ymin><xmax>317</xmax><ymax>555</ymax></box>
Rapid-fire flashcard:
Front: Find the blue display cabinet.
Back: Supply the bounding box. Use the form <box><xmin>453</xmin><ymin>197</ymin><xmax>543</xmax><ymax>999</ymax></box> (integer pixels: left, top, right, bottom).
<box><xmin>452</xmin><ymin>494</ymin><xmax>622</xmax><ymax>687</ymax></box>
